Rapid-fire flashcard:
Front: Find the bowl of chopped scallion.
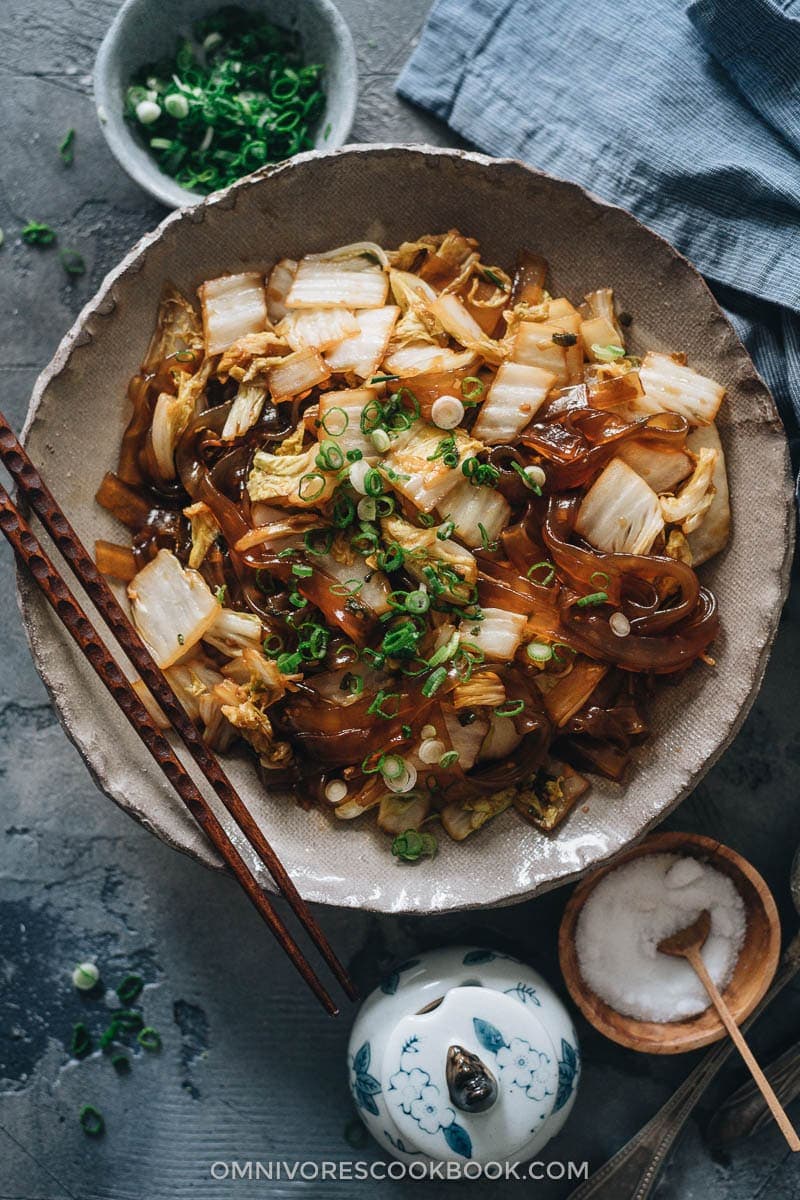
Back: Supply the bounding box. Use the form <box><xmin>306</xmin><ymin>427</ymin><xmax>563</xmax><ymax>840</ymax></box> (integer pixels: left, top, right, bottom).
<box><xmin>94</xmin><ymin>0</ymin><xmax>357</xmax><ymax>207</ymax></box>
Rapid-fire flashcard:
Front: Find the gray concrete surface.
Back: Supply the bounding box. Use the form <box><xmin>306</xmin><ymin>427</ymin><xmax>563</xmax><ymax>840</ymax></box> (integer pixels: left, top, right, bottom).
<box><xmin>1</xmin><ymin>1</ymin><xmax>799</xmax><ymax>1196</ymax></box>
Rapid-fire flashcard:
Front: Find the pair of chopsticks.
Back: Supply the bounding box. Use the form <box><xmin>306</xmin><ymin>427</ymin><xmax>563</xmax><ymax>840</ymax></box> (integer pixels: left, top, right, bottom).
<box><xmin>0</xmin><ymin>412</ymin><xmax>356</xmax><ymax>1016</ymax></box>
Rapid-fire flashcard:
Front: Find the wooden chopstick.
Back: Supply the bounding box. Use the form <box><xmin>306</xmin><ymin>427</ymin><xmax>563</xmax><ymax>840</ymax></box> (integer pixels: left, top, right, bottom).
<box><xmin>0</xmin><ymin>417</ymin><xmax>356</xmax><ymax>1012</ymax></box>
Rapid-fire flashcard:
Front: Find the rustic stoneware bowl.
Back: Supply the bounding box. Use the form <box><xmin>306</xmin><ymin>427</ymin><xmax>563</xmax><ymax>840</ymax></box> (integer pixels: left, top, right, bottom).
<box><xmin>17</xmin><ymin>147</ymin><xmax>795</xmax><ymax>914</ymax></box>
<box><xmin>558</xmin><ymin>832</ymin><xmax>782</xmax><ymax>1053</ymax></box>
<box><xmin>94</xmin><ymin>0</ymin><xmax>358</xmax><ymax>208</ymax></box>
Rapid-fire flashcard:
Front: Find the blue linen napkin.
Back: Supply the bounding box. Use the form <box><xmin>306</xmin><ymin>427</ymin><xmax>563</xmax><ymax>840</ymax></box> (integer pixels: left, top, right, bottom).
<box><xmin>397</xmin><ymin>0</ymin><xmax>800</xmax><ymax>465</ymax></box>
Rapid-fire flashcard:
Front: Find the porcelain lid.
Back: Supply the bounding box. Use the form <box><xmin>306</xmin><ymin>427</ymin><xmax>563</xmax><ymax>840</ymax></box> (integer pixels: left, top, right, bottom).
<box><xmin>382</xmin><ymin>986</ymin><xmax>558</xmax><ymax>1162</ymax></box>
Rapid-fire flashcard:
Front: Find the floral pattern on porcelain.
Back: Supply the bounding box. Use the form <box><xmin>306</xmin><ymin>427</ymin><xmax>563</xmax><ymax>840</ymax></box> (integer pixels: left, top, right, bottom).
<box><xmin>350</xmin><ymin>1041</ymin><xmax>381</xmax><ymax>1116</ymax></box>
<box><xmin>504</xmin><ymin>982</ymin><xmax>541</xmax><ymax>1007</ymax></box>
<box><xmin>387</xmin><ymin>1037</ymin><xmax>473</xmax><ymax>1159</ymax></box>
<box><xmin>554</xmin><ymin>1038</ymin><xmax>580</xmax><ymax>1113</ymax></box>
<box><xmin>472</xmin><ymin>1017</ymin><xmax>553</xmax><ymax>1103</ymax></box>
<box><xmin>496</xmin><ymin>1038</ymin><xmax>552</xmax><ymax>1099</ymax></box>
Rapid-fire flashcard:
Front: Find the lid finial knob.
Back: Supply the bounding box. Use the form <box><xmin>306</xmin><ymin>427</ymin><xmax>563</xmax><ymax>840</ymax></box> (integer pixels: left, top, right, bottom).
<box><xmin>446</xmin><ymin>1044</ymin><xmax>498</xmax><ymax>1113</ymax></box>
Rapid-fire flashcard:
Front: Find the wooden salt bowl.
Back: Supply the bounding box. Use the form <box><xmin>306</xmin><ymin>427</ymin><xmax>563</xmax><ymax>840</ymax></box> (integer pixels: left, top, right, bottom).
<box><xmin>558</xmin><ymin>831</ymin><xmax>781</xmax><ymax>1054</ymax></box>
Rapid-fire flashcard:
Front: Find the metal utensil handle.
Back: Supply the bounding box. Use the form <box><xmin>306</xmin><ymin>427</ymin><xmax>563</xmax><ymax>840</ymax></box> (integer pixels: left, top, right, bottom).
<box><xmin>567</xmin><ymin>932</ymin><xmax>800</xmax><ymax>1200</ymax></box>
<box><xmin>709</xmin><ymin>1035</ymin><xmax>800</xmax><ymax>1146</ymax></box>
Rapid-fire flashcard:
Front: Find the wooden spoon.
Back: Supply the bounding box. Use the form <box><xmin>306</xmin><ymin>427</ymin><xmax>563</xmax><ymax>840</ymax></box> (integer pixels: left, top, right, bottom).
<box><xmin>658</xmin><ymin>910</ymin><xmax>800</xmax><ymax>1152</ymax></box>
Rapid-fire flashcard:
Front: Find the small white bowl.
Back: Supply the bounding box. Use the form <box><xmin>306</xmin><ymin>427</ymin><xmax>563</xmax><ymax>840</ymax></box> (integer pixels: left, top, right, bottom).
<box><xmin>94</xmin><ymin>0</ymin><xmax>358</xmax><ymax>208</ymax></box>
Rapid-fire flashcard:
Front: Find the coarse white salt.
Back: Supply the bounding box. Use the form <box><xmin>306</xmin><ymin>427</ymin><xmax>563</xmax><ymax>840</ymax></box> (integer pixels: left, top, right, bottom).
<box><xmin>575</xmin><ymin>853</ymin><xmax>746</xmax><ymax>1022</ymax></box>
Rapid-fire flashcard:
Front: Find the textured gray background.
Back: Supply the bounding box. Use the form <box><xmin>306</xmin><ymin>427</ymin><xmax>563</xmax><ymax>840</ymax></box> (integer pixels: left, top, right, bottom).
<box><xmin>1</xmin><ymin>1</ymin><xmax>799</xmax><ymax>1197</ymax></box>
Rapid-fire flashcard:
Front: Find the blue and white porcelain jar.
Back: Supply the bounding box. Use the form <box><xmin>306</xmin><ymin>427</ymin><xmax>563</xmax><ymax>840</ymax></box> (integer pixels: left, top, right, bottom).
<box><xmin>347</xmin><ymin>945</ymin><xmax>580</xmax><ymax>1165</ymax></box>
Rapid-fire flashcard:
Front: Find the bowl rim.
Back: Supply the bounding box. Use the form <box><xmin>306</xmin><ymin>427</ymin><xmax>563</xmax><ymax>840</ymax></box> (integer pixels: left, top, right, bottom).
<box><xmin>92</xmin><ymin>0</ymin><xmax>359</xmax><ymax>208</ymax></box>
<box><xmin>15</xmin><ymin>144</ymin><xmax>797</xmax><ymax>913</ymax></box>
<box><xmin>557</xmin><ymin>831</ymin><xmax>782</xmax><ymax>1053</ymax></box>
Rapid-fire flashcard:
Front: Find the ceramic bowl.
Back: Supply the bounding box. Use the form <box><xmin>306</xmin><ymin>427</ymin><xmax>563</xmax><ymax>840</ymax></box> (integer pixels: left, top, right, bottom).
<box><xmin>93</xmin><ymin>0</ymin><xmax>358</xmax><ymax>208</ymax></box>
<box><xmin>558</xmin><ymin>832</ymin><xmax>782</xmax><ymax>1053</ymax></box>
<box><xmin>17</xmin><ymin>146</ymin><xmax>795</xmax><ymax>914</ymax></box>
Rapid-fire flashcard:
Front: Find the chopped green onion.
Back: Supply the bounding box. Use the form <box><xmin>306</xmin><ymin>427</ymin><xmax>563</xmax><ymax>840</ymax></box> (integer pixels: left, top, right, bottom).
<box><xmin>437</xmin><ymin>519</ymin><xmax>455</xmax><ymax>541</ymax></box>
<box><xmin>289</xmin><ymin>591</ymin><xmax>308</xmax><ymax>608</ymax></box>
<box><xmin>496</xmin><ymin>699</ymin><xmax>525</xmax><ymax>717</ymax></box>
<box><xmin>137</xmin><ymin>1027</ymin><xmax>162</xmax><ymax>1052</ymax></box>
<box><xmin>298</xmin><ymin>472</ymin><xmax>326</xmax><ymax>502</ymax></box>
<box><xmin>377</xmin><ymin>542</ymin><xmax>404</xmax><ymax>572</ymax></box>
<box><xmin>214</xmin><ymin>584</ymin><xmax>227</xmax><ymax>605</ymax></box>
<box><xmin>332</xmin><ymin>494</ymin><xmax>356</xmax><ymax>528</ymax></box>
<box><xmin>360</xmin><ymin>647</ymin><xmax>386</xmax><ymax>668</ymax></box>
<box><xmin>111</xmin><ymin>1053</ymin><xmax>131</xmax><ymax>1074</ymax></box>
<box><xmin>299</xmin><ymin>623</ymin><xmax>329</xmax><ymax>659</ymax></box>
<box><xmin>292</xmin><ymin>563</ymin><xmax>313</xmax><ymax>578</ymax></box>
<box><xmin>320</xmin><ymin>406</ymin><xmax>349</xmax><ymax>435</ymax></box>
<box><xmin>462</xmin><ymin>457</ymin><xmax>499</xmax><ymax>487</ymax></box>
<box><xmin>361</xmin><ymin>750</ymin><xmax>386</xmax><ymax>775</ymax></box>
<box><xmin>346</xmin><ymin>448</ymin><xmax>363</xmax><ymax>462</ymax></box>
<box><xmin>304</xmin><ymin>528</ymin><xmax>334</xmax><ymax>557</ymax></box>
<box><xmin>330</xmin><ymin>578</ymin><xmax>364</xmax><ymax>596</ymax></box>
<box><xmin>526</xmin><ymin>641</ymin><xmax>553</xmax><ymax>663</ymax></box>
<box><xmin>480</xmin><ymin>267</ymin><xmax>507</xmax><ymax>289</ymax></box>
<box><xmin>316</xmin><ymin>440</ymin><xmax>345</xmax><ymax>471</ymax></box>
<box><xmin>263</xmin><ymin>634</ymin><xmax>284</xmax><ymax>655</ymax></box>
<box><xmin>460</xmin><ymin>376</ymin><xmax>484</xmax><ymax>401</ymax></box>
<box><xmin>428</xmin><ymin>435</ymin><xmax>455</xmax><ymax>462</ymax></box>
<box><xmin>135</xmin><ymin>99</ymin><xmax>161</xmax><ymax>124</ymax></box>
<box><xmin>552</xmin><ymin>642</ymin><xmax>577</xmax><ymax>664</ymax></box>
<box><xmin>369</xmin><ymin>374</ymin><xmax>399</xmax><ymax>385</ymax></box>
<box><xmin>59</xmin><ymin>128</ymin><xmax>76</xmax><ymax>166</ymax></box>
<box><xmin>125</xmin><ymin>11</ymin><xmax>326</xmax><ymax>194</ymax></box>
<box><xmin>366</xmin><ymin>690</ymin><xmax>402</xmax><ymax>719</ymax></box>
<box><xmin>427</xmin><ymin>631</ymin><xmax>460</xmax><ymax>668</ymax></box>
<box><xmin>527</xmin><ymin>560</ymin><xmax>556</xmax><ymax>586</ymax></box>
<box><xmin>360</xmin><ymin>397</ymin><xmax>385</xmax><ymax>434</ymax></box>
<box><xmin>438</xmin><ymin>750</ymin><xmax>459</xmax><ymax>769</ymax></box>
<box><xmin>70</xmin><ymin>1022</ymin><xmax>92</xmax><ymax>1059</ymax></box>
<box><xmin>340</xmin><ymin>672</ymin><xmax>364</xmax><ymax>695</ymax></box>
<box><xmin>380</xmin><ymin>753</ymin><xmax>406</xmax><ymax>781</ymax></box>
<box><xmin>350</xmin><ymin>522</ymin><xmax>379</xmax><ymax>555</ymax></box>
<box><xmin>99</xmin><ymin>1021</ymin><xmax>121</xmax><ymax>1051</ymax></box>
<box><xmin>114</xmin><ymin>1009</ymin><xmax>144</xmax><ymax>1032</ymax></box>
<box><xmin>478</xmin><ymin>523</ymin><xmax>498</xmax><ymax>551</ymax></box>
<box><xmin>116</xmin><ymin>974</ymin><xmax>144</xmax><ymax>1005</ymax></box>
<box><xmin>591</xmin><ymin>343</ymin><xmax>626</xmax><ymax>362</ymax></box>
<box><xmin>79</xmin><ymin>1105</ymin><xmax>105</xmax><ymax>1137</ymax></box>
<box><xmin>381</xmin><ymin>622</ymin><xmax>420</xmax><ymax>659</ymax></box>
<box><xmin>391</xmin><ymin>830</ymin><xmax>437</xmax><ymax>862</ymax></box>
<box><xmin>422</xmin><ymin>666</ymin><xmax>448</xmax><ymax>697</ymax></box>
<box><xmin>418</xmin><ymin>513</ymin><xmax>436</xmax><ymax>527</ymax></box>
<box><xmin>72</xmin><ymin>962</ymin><xmax>100</xmax><ymax>991</ymax></box>
<box><xmin>591</xmin><ymin>571</ymin><xmax>611</xmax><ymax>587</ymax></box>
<box><xmin>511</xmin><ymin>460</ymin><xmax>542</xmax><ymax>493</ymax></box>
<box><xmin>164</xmin><ymin>92</ymin><xmax>189</xmax><ymax>119</ymax></box>
<box><xmin>364</xmin><ymin>468</ymin><xmax>384</xmax><ymax>496</ymax></box>
<box><xmin>277</xmin><ymin>651</ymin><xmax>303</xmax><ymax>673</ymax></box>
<box><xmin>576</xmin><ymin>591</ymin><xmax>609</xmax><ymax>607</ymax></box>
<box><xmin>21</xmin><ymin>220</ymin><xmax>57</xmax><ymax>246</ymax></box>
<box><xmin>370</xmin><ymin>429</ymin><xmax>391</xmax><ymax>453</ymax></box>
<box><xmin>405</xmin><ymin>590</ymin><xmax>430</xmax><ymax>615</ymax></box>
